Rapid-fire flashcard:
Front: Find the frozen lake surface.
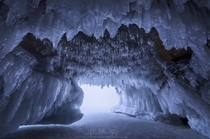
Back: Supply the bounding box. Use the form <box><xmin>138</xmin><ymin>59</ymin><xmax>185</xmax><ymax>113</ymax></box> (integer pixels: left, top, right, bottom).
<box><xmin>1</xmin><ymin>112</ymin><xmax>208</xmax><ymax>139</ymax></box>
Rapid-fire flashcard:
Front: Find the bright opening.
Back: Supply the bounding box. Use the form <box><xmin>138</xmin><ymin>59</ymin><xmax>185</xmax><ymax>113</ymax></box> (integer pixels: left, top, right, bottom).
<box><xmin>80</xmin><ymin>84</ymin><xmax>119</xmax><ymax>114</ymax></box>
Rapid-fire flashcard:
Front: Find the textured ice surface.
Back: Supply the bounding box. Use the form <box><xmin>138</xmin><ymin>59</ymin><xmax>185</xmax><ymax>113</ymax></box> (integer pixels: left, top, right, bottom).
<box><xmin>0</xmin><ymin>46</ymin><xmax>84</xmax><ymax>137</ymax></box>
<box><xmin>1</xmin><ymin>113</ymin><xmax>208</xmax><ymax>139</ymax></box>
<box><xmin>1</xmin><ymin>0</ymin><xmax>210</xmax><ymax>50</ymax></box>
<box><xmin>0</xmin><ymin>0</ymin><xmax>210</xmax><ymax>138</ymax></box>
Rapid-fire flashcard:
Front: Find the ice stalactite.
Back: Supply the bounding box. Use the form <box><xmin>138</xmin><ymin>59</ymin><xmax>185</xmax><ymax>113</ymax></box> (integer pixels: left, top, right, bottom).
<box><xmin>0</xmin><ymin>0</ymin><xmax>209</xmax><ymax>78</ymax></box>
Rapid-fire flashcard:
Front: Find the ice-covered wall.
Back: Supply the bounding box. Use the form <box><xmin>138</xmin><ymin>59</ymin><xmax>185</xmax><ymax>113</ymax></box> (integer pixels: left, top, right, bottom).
<box><xmin>1</xmin><ymin>0</ymin><xmax>210</xmax><ymax>138</ymax></box>
<box><xmin>0</xmin><ymin>42</ymin><xmax>84</xmax><ymax>136</ymax></box>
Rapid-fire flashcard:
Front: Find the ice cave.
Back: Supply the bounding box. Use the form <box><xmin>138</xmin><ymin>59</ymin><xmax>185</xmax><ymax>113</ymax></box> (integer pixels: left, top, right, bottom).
<box><xmin>0</xmin><ymin>0</ymin><xmax>210</xmax><ymax>138</ymax></box>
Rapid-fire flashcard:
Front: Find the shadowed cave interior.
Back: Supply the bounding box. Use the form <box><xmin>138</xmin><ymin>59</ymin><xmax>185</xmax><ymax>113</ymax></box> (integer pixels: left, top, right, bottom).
<box><xmin>0</xmin><ymin>0</ymin><xmax>210</xmax><ymax>139</ymax></box>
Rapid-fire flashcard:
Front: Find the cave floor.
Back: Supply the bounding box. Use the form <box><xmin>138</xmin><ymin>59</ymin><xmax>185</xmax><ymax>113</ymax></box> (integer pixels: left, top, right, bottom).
<box><xmin>1</xmin><ymin>112</ymin><xmax>208</xmax><ymax>139</ymax></box>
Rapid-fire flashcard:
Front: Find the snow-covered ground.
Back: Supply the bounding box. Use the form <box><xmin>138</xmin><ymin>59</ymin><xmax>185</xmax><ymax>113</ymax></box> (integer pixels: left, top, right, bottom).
<box><xmin>1</xmin><ymin>112</ymin><xmax>207</xmax><ymax>139</ymax></box>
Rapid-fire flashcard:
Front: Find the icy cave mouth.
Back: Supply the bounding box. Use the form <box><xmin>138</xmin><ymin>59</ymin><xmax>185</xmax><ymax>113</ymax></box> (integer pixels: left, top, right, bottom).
<box><xmin>1</xmin><ymin>0</ymin><xmax>210</xmax><ymax>138</ymax></box>
<box><xmin>1</xmin><ymin>19</ymin><xmax>210</xmax><ymax>138</ymax></box>
<box><xmin>15</xmin><ymin>25</ymin><xmax>195</xmax><ymax>126</ymax></box>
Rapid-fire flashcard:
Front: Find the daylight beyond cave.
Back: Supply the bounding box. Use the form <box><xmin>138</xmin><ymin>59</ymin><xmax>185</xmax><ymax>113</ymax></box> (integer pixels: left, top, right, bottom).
<box><xmin>0</xmin><ymin>0</ymin><xmax>210</xmax><ymax>138</ymax></box>
<box><xmin>80</xmin><ymin>85</ymin><xmax>119</xmax><ymax>113</ymax></box>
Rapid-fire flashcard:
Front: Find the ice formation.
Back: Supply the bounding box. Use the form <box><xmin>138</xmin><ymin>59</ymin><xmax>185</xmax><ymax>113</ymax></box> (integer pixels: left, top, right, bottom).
<box><xmin>0</xmin><ymin>0</ymin><xmax>210</xmax><ymax>138</ymax></box>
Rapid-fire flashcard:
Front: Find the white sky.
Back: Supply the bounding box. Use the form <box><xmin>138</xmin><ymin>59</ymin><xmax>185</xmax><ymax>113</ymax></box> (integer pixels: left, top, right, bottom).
<box><xmin>80</xmin><ymin>84</ymin><xmax>119</xmax><ymax>113</ymax></box>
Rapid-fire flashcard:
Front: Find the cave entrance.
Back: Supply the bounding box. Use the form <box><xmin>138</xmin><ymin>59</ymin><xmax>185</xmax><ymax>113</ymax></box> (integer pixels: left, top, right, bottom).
<box><xmin>80</xmin><ymin>85</ymin><xmax>119</xmax><ymax>114</ymax></box>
